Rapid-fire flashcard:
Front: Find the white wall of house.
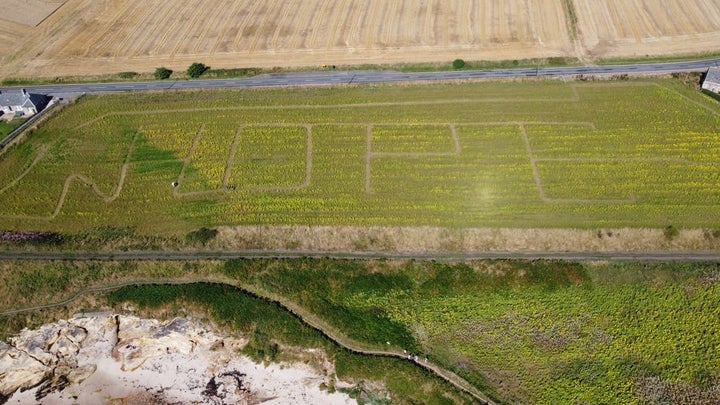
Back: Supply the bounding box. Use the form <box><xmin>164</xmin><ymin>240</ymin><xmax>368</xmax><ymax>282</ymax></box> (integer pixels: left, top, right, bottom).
<box><xmin>703</xmin><ymin>82</ymin><xmax>720</xmax><ymax>93</ymax></box>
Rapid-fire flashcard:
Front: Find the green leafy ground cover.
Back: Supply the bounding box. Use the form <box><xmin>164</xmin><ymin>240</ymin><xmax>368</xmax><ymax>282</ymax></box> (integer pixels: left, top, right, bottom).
<box><xmin>0</xmin><ymin>118</ymin><xmax>24</xmax><ymax>138</ymax></box>
<box><xmin>222</xmin><ymin>259</ymin><xmax>720</xmax><ymax>404</ymax></box>
<box><xmin>105</xmin><ymin>283</ymin><xmax>474</xmax><ymax>405</ymax></box>
<box><xmin>0</xmin><ymin>79</ymin><xmax>718</xmax><ymax>234</ymax></box>
<box><xmin>1</xmin><ymin>259</ymin><xmax>719</xmax><ymax>403</ymax></box>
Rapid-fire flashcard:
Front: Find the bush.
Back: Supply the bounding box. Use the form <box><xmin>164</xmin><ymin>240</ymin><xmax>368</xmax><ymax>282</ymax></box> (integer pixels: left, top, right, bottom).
<box><xmin>187</xmin><ymin>62</ymin><xmax>209</xmax><ymax>78</ymax></box>
<box><xmin>452</xmin><ymin>59</ymin><xmax>466</xmax><ymax>69</ymax></box>
<box><xmin>186</xmin><ymin>227</ymin><xmax>218</xmax><ymax>245</ymax></box>
<box><xmin>702</xmin><ymin>89</ymin><xmax>720</xmax><ymax>103</ymax></box>
<box><xmin>154</xmin><ymin>67</ymin><xmax>172</xmax><ymax>80</ymax></box>
<box><xmin>664</xmin><ymin>225</ymin><xmax>679</xmax><ymax>240</ymax></box>
<box><xmin>117</xmin><ymin>71</ymin><xmax>139</xmax><ymax>79</ymax></box>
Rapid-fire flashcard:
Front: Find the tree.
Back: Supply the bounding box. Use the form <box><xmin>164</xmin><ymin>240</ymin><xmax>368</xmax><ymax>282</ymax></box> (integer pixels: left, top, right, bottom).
<box><xmin>452</xmin><ymin>59</ymin><xmax>466</xmax><ymax>69</ymax></box>
<box><xmin>154</xmin><ymin>67</ymin><xmax>172</xmax><ymax>80</ymax></box>
<box><xmin>187</xmin><ymin>62</ymin><xmax>209</xmax><ymax>78</ymax></box>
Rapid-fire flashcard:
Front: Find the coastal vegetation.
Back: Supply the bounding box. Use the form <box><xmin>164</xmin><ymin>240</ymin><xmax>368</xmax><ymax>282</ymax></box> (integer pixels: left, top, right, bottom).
<box><xmin>2</xmin><ymin>259</ymin><xmax>719</xmax><ymax>403</ymax></box>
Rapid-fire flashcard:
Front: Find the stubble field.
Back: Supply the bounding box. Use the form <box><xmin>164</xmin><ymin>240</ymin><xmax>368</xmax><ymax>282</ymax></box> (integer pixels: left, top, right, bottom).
<box><xmin>0</xmin><ymin>79</ymin><xmax>718</xmax><ymax>240</ymax></box>
<box><xmin>2</xmin><ymin>0</ymin><xmax>719</xmax><ymax>79</ymax></box>
<box><xmin>574</xmin><ymin>0</ymin><xmax>720</xmax><ymax>59</ymax></box>
<box><xmin>0</xmin><ymin>0</ymin><xmax>572</xmax><ymax>78</ymax></box>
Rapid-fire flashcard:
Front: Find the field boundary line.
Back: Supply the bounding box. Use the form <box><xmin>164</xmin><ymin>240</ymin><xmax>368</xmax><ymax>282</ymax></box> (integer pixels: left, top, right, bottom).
<box><xmin>5</xmin><ymin>114</ymin><xmax>714</xmax><ymax>217</ymax></box>
<box><xmin>537</xmin><ymin>157</ymin><xmax>698</xmax><ymax>164</ymax></box>
<box><xmin>520</xmin><ymin>123</ymin><xmax>637</xmax><ymax>204</ymax></box>
<box><xmin>72</xmin><ymin>88</ymin><xmax>584</xmax><ymax>128</ymax></box>
<box><xmin>222</xmin><ymin>126</ymin><xmax>243</xmax><ymax>188</ymax></box>
<box><xmin>0</xmin><ymin>130</ymin><xmax>140</xmax><ymax>221</ymax></box>
<box><xmin>172</xmin><ymin>124</ymin><xmax>205</xmax><ymax>197</ymax></box>
<box><xmin>370</xmin><ymin>123</ymin><xmax>461</xmax><ymax>157</ymax></box>
<box><xmin>653</xmin><ymin>82</ymin><xmax>720</xmax><ymax>117</ymax></box>
<box><xmin>251</xmin><ymin>124</ymin><xmax>313</xmax><ymax>192</ymax></box>
<box><xmin>173</xmin><ymin>124</ymin><xmax>313</xmax><ymax>196</ymax></box>
<box><xmin>365</xmin><ymin>124</ymin><xmax>372</xmax><ymax>194</ymax></box>
<box><xmin>0</xmin><ymin>144</ymin><xmax>50</xmax><ymax>194</ymax></box>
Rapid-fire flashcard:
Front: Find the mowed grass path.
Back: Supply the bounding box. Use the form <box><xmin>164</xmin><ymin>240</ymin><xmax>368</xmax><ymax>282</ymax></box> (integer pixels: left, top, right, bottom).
<box><xmin>0</xmin><ymin>80</ymin><xmax>718</xmax><ymax>233</ymax></box>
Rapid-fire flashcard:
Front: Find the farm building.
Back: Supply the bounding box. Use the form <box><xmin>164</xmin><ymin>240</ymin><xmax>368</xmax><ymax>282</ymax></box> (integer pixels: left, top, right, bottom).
<box><xmin>702</xmin><ymin>68</ymin><xmax>720</xmax><ymax>93</ymax></box>
<box><xmin>0</xmin><ymin>89</ymin><xmax>48</xmax><ymax>117</ymax></box>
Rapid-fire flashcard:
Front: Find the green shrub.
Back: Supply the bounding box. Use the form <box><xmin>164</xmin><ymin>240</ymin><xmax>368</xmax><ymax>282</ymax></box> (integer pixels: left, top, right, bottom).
<box><xmin>186</xmin><ymin>227</ymin><xmax>218</xmax><ymax>245</ymax></box>
<box><xmin>702</xmin><ymin>89</ymin><xmax>720</xmax><ymax>102</ymax></box>
<box><xmin>452</xmin><ymin>59</ymin><xmax>466</xmax><ymax>69</ymax></box>
<box><xmin>154</xmin><ymin>67</ymin><xmax>172</xmax><ymax>80</ymax></box>
<box><xmin>117</xmin><ymin>71</ymin><xmax>139</xmax><ymax>79</ymax></box>
<box><xmin>187</xmin><ymin>62</ymin><xmax>209</xmax><ymax>78</ymax></box>
<box><xmin>663</xmin><ymin>225</ymin><xmax>679</xmax><ymax>240</ymax></box>
<box><xmin>204</xmin><ymin>68</ymin><xmax>259</xmax><ymax>78</ymax></box>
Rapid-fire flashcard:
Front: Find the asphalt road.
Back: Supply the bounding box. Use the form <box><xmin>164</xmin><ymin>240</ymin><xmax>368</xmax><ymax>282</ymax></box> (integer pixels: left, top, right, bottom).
<box><xmin>3</xmin><ymin>58</ymin><xmax>720</xmax><ymax>96</ymax></box>
<box><xmin>1</xmin><ymin>249</ymin><xmax>719</xmax><ymax>262</ymax></box>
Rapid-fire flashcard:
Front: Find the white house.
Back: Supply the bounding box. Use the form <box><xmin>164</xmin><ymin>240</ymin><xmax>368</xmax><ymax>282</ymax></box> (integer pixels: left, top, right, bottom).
<box><xmin>0</xmin><ymin>89</ymin><xmax>48</xmax><ymax>117</ymax></box>
<box><xmin>701</xmin><ymin>67</ymin><xmax>720</xmax><ymax>93</ymax></box>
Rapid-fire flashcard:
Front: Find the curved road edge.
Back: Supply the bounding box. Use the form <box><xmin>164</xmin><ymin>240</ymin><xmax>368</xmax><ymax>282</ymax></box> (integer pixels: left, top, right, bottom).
<box><xmin>0</xmin><ymin>278</ymin><xmax>495</xmax><ymax>404</ymax></box>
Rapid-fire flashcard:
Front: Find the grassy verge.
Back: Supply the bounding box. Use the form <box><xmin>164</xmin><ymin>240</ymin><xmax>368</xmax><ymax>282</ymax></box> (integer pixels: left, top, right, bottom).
<box><xmin>0</xmin><ymin>119</ymin><xmax>25</xmax><ymax>138</ymax></box>
<box><xmin>596</xmin><ymin>51</ymin><xmax>720</xmax><ymax>65</ymax></box>
<box><xmin>336</xmin><ymin>57</ymin><xmax>581</xmax><ymax>72</ymax></box>
<box><xmin>2</xmin><ymin>259</ymin><xmax>719</xmax><ymax>403</ymax></box>
<box><xmin>0</xmin><ymin>56</ymin><xmax>584</xmax><ymax>86</ymax></box>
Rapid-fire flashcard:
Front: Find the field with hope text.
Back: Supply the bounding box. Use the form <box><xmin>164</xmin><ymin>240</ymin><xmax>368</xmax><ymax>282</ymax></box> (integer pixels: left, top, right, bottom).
<box><xmin>0</xmin><ymin>79</ymin><xmax>719</xmax><ymax>236</ymax></box>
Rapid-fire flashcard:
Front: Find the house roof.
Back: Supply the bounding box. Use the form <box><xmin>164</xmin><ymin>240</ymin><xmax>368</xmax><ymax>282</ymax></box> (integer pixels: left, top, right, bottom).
<box><xmin>705</xmin><ymin>67</ymin><xmax>720</xmax><ymax>85</ymax></box>
<box><xmin>0</xmin><ymin>91</ymin><xmax>31</xmax><ymax>108</ymax></box>
<box><xmin>0</xmin><ymin>90</ymin><xmax>46</xmax><ymax>109</ymax></box>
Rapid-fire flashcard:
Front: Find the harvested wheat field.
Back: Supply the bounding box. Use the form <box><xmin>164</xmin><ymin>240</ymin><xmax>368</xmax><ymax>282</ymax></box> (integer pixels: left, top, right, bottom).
<box><xmin>1</xmin><ymin>0</ymin><xmax>720</xmax><ymax>79</ymax></box>
<box><xmin>0</xmin><ymin>0</ymin><xmax>65</xmax><ymax>61</ymax></box>
<box><xmin>1</xmin><ymin>0</ymin><xmax>574</xmax><ymax>78</ymax></box>
<box><xmin>574</xmin><ymin>0</ymin><xmax>720</xmax><ymax>58</ymax></box>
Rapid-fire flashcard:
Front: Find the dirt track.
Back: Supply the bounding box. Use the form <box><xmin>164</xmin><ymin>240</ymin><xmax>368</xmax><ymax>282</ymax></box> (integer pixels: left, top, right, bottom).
<box><xmin>1</xmin><ymin>1</ymin><xmax>719</xmax><ymax>79</ymax></box>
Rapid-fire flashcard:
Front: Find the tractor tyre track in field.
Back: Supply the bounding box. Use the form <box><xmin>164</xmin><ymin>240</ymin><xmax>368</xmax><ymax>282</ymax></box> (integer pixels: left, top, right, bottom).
<box><xmin>0</xmin><ymin>131</ymin><xmax>139</xmax><ymax>221</ymax></box>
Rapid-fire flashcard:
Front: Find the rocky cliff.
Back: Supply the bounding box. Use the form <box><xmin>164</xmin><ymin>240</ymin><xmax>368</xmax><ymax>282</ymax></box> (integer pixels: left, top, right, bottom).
<box><xmin>0</xmin><ymin>313</ymin><xmax>353</xmax><ymax>404</ymax></box>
